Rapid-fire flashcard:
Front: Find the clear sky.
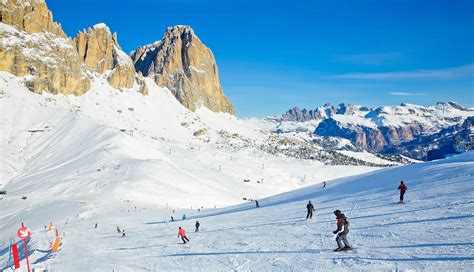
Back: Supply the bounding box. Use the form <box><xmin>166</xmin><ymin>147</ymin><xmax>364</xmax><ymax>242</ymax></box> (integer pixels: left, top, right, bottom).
<box><xmin>47</xmin><ymin>0</ymin><xmax>473</xmax><ymax>117</ymax></box>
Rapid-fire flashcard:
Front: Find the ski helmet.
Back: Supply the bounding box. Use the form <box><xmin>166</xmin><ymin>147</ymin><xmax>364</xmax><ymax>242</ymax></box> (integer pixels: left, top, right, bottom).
<box><xmin>333</xmin><ymin>210</ymin><xmax>341</xmax><ymax>216</ymax></box>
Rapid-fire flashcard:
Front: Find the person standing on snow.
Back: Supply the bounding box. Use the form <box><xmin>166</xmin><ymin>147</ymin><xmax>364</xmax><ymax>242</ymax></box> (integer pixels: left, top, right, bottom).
<box><xmin>333</xmin><ymin>210</ymin><xmax>352</xmax><ymax>251</ymax></box>
<box><xmin>306</xmin><ymin>201</ymin><xmax>315</xmax><ymax>219</ymax></box>
<box><xmin>398</xmin><ymin>181</ymin><xmax>407</xmax><ymax>203</ymax></box>
<box><xmin>195</xmin><ymin>221</ymin><xmax>200</xmax><ymax>232</ymax></box>
<box><xmin>122</xmin><ymin>229</ymin><xmax>126</xmax><ymax>237</ymax></box>
<box><xmin>117</xmin><ymin>226</ymin><xmax>121</xmax><ymax>233</ymax></box>
<box><xmin>178</xmin><ymin>227</ymin><xmax>190</xmax><ymax>243</ymax></box>
<box><xmin>255</xmin><ymin>200</ymin><xmax>260</xmax><ymax>208</ymax></box>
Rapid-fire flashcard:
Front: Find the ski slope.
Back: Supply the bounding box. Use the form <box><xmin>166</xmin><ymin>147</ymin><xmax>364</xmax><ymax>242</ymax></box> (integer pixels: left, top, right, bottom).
<box><xmin>1</xmin><ymin>153</ymin><xmax>473</xmax><ymax>271</ymax></box>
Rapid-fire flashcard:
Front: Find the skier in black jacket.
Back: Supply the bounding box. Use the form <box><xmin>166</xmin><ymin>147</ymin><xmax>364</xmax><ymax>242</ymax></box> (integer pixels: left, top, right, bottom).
<box><xmin>195</xmin><ymin>221</ymin><xmax>200</xmax><ymax>232</ymax></box>
<box><xmin>306</xmin><ymin>201</ymin><xmax>315</xmax><ymax>219</ymax></box>
<box><xmin>333</xmin><ymin>210</ymin><xmax>352</xmax><ymax>251</ymax></box>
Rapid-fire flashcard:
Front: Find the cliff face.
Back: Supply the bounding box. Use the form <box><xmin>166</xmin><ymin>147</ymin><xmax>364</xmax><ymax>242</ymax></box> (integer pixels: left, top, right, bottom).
<box><xmin>0</xmin><ymin>0</ymin><xmax>137</xmax><ymax>94</ymax></box>
<box><xmin>0</xmin><ymin>0</ymin><xmax>90</xmax><ymax>95</ymax></box>
<box><xmin>74</xmin><ymin>24</ymin><xmax>135</xmax><ymax>89</ymax></box>
<box><xmin>131</xmin><ymin>26</ymin><xmax>235</xmax><ymax>114</ymax></box>
<box><xmin>0</xmin><ymin>0</ymin><xmax>65</xmax><ymax>36</ymax></box>
<box><xmin>1</xmin><ymin>1</ymin><xmax>234</xmax><ymax>111</ymax></box>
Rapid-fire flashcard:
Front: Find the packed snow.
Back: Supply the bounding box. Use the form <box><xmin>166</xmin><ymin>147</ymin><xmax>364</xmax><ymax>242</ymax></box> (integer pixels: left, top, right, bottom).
<box><xmin>1</xmin><ymin>149</ymin><xmax>472</xmax><ymax>270</ymax></box>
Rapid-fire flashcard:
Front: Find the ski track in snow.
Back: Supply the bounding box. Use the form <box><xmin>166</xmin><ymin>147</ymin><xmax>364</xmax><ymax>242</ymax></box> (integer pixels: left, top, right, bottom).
<box><xmin>1</xmin><ymin>154</ymin><xmax>473</xmax><ymax>271</ymax></box>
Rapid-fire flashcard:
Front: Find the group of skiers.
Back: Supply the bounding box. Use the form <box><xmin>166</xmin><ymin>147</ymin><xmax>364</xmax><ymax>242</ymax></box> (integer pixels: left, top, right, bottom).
<box><xmin>176</xmin><ymin>221</ymin><xmax>201</xmax><ymax>244</ymax></box>
<box><xmin>172</xmin><ymin>180</ymin><xmax>408</xmax><ymax>251</ymax></box>
<box><xmin>304</xmin><ymin>180</ymin><xmax>408</xmax><ymax>251</ymax></box>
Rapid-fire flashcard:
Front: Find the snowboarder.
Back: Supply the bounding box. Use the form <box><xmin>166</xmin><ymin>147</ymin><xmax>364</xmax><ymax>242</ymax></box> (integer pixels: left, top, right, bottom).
<box><xmin>255</xmin><ymin>200</ymin><xmax>260</xmax><ymax>208</ymax></box>
<box><xmin>333</xmin><ymin>210</ymin><xmax>352</xmax><ymax>251</ymax></box>
<box><xmin>398</xmin><ymin>181</ymin><xmax>407</xmax><ymax>203</ymax></box>
<box><xmin>95</xmin><ymin>223</ymin><xmax>98</xmax><ymax>229</ymax></box>
<box><xmin>178</xmin><ymin>227</ymin><xmax>190</xmax><ymax>243</ymax></box>
<box><xmin>306</xmin><ymin>201</ymin><xmax>315</xmax><ymax>219</ymax></box>
<box><xmin>195</xmin><ymin>221</ymin><xmax>200</xmax><ymax>232</ymax></box>
<box><xmin>117</xmin><ymin>226</ymin><xmax>121</xmax><ymax>233</ymax></box>
<box><xmin>122</xmin><ymin>230</ymin><xmax>126</xmax><ymax>237</ymax></box>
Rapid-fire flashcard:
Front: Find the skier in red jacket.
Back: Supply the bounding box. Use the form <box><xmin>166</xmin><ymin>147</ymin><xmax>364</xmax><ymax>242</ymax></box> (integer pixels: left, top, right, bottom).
<box><xmin>178</xmin><ymin>227</ymin><xmax>190</xmax><ymax>243</ymax></box>
<box><xmin>398</xmin><ymin>181</ymin><xmax>407</xmax><ymax>203</ymax></box>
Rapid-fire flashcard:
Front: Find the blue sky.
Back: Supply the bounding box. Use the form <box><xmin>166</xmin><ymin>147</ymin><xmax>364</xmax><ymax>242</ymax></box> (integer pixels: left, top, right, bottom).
<box><xmin>48</xmin><ymin>0</ymin><xmax>473</xmax><ymax>117</ymax></box>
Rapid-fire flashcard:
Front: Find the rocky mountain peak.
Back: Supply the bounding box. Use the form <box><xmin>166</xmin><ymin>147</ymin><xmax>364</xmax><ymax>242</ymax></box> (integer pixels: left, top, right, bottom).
<box><xmin>0</xmin><ymin>0</ymin><xmax>65</xmax><ymax>36</ymax></box>
<box><xmin>74</xmin><ymin>22</ymin><xmax>135</xmax><ymax>89</ymax></box>
<box><xmin>131</xmin><ymin>25</ymin><xmax>235</xmax><ymax>114</ymax></box>
<box><xmin>0</xmin><ymin>0</ymin><xmax>91</xmax><ymax>95</ymax></box>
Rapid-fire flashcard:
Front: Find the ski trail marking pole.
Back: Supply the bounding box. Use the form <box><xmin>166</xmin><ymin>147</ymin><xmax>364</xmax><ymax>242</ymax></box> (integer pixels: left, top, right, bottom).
<box><xmin>17</xmin><ymin>223</ymin><xmax>31</xmax><ymax>272</ymax></box>
<box><xmin>12</xmin><ymin>241</ymin><xmax>20</xmax><ymax>269</ymax></box>
<box><xmin>23</xmin><ymin>238</ymin><xmax>30</xmax><ymax>272</ymax></box>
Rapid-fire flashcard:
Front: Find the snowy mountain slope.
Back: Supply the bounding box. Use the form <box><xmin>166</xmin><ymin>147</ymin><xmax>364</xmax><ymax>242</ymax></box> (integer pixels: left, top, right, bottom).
<box><xmin>1</xmin><ymin>152</ymin><xmax>472</xmax><ymax>271</ymax></box>
<box><xmin>0</xmin><ymin>71</ymin><xmax>385</xmax><ymax>209</ymax></box>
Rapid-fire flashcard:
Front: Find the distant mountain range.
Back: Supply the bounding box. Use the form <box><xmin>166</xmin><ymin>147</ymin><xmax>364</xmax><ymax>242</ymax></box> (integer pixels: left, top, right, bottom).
<box><xmin>274</xmin><ymin>102</ymin><xmax>474</xmax><ymax>160</ymax></box>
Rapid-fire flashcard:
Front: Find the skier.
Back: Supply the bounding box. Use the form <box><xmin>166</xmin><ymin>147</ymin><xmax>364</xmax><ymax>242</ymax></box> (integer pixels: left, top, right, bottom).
<box><xmin>178</xmin><ymin>227</ymin><xmax>190</xmax><ymax>243</ymax></box>
<box><xmin>398</xmin><ymin>181</ymin><xmax>407</xmax><ymax>203</ymax></box>
<box><xmin>306</xmin><ymin>201</ymin><xmax>315</xmax><ymax>219</ymax></box>
<box><xmin>332</xmin><ymin>210</ymin><xmax>352</xmax><ymax>251</ymax></box>
<box><xmin>171</xmin><ymin>216</ymin><xmax>174</xmax><ymax>222</ymax></box>
<box><xmin>122</xmin><ymin>230</ymin><xmax>126</xmax><ymax>237</ymax></box>
<box><xmin>182</xmin><ymin>214</ymin><xmax>187</xmax><ymax>220</ymax></box>
<box><xmin>323</xmin><ymin>181</ymin><xmax>327</xmax><ymax>188</ymax></box>
<box><xmin>195</xmin><ymin>221</ymin><xmax>200</xmax><ymax>232</ymax></box>
<box><xmin>117</xmin><ymin>226</ymin><xmax>121</xmax><ymax>233</ymax></box>
<box><xmin>95</xmin><ymin>223</ymin><xmax>98</xmax><ymax>229</ymax></box>
<box><xmin>255</xmin><ymin>200</ymin><xmax>260</xmax><ymax>208</ymax></box>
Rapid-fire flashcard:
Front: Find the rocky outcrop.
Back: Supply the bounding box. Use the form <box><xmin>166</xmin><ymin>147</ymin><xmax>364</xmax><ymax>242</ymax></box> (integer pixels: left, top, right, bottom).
<box><xmin>0</xmin><ymin>0</ymin><xmax>65</xmax><ymax>36</ymax></box>
<box><xmin>0</xmin><ymin>0</ymin><xmax>90</xmax><ymax>95</ymax></box>
<box><xmin>74</xmin><ymin>23</ymin><xmax>135</xmax><ymax>89</ymax></box>
<box><xmin>401</xmin><ymin>116</ymin><xmax>474</xmax><ymax>160</ymax></box>
<box><xmin>1</xmin><ymin>0</ymin><xmax>235</xmax><ymax>110</ymax></box>
<box><xmin>131</xmin><ymin>25</ymin><xmax>235</xmax><ymax>114</ymax></box>
<box><xmin>136</xmin><ymin>72</ymin><xmax>148</xmax><ymax>95</ymax></box>
<box><xmin>280</xmin><ymin>103</ymin><xmax>363</xmax><ymax>122</ymax></box>
<box><xmin>315</xmin><ymin>118</ymin><xmax>388</xmax><ymax>151</ymax></box>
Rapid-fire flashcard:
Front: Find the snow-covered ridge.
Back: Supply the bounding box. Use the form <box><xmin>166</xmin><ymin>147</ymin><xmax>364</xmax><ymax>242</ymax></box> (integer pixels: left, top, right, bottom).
<box><xmin>273</xmin><ymin>102</ymin><xmax>473</xmax><ymax>160</ymax></box>
<box><xmin>278</xmin><ymin>102</ymin><xmax>473</xmax><ymax>128</ymax></box>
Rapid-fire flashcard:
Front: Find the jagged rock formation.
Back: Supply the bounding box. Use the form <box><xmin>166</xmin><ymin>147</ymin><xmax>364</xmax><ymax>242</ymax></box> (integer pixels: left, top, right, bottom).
<box><xmin>0</xmin><ymin>0</ymin><xmax>137</xmax><ymax>94</ymax></box>
<box><xmin>281</xmin><ymin>103</ymin><xmax>369</xmax><ymax>122</ymax></box>
<box><xmin>1</xmin><ymin>0</ymin><xmax>234</xmax><ymax>111</ymax></box>
<box><xmin>131</xmin><ymin>26</ymin><xmax>235</xmax><ymax>114</ymax></box>
<box><xmin>0</xmin><ymin>0</ymin><xmax>65</xmax><ymax>36</ymax></box>
<box><xmin>74</xmin><ymin>24</ymin><xmax>135</xmax><ymax>89</ymax></box>
<box><xmin>0</xmin><ymin>0</ymin><xmax>90</xmax><ymax>95</ymax></box>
